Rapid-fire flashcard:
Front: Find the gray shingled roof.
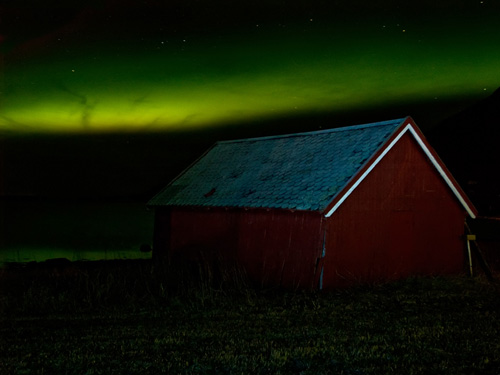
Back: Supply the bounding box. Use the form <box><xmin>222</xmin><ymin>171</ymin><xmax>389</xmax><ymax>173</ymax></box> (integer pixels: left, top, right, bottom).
<box><xmin>148</xmin><ymin>118</ymin><xmax>406</xmax><ymax>211</ymax></box>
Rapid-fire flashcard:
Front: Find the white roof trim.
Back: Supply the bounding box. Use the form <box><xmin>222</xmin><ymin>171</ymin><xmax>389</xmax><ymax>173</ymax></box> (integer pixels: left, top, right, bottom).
<box><xmin>325</xmin><ymin>122</ymin><xmax>476</xmax><ymax>218</ymax></box>
<box><xmin>407</xmin><ymin>125</ymin><xmax>476</xmax><ymax>219</ymax></box>
<box><xmin>325</xmin><ymin>123</ymin><xmax>409</xmax><ymax>217</ymax></box>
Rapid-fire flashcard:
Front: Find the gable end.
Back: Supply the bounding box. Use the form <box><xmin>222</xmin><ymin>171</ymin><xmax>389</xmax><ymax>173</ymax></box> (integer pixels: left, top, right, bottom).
<box><xmin>324</xmin><ymin>118</ymin><xmax>477</xmax><ymax>218</ymax></box>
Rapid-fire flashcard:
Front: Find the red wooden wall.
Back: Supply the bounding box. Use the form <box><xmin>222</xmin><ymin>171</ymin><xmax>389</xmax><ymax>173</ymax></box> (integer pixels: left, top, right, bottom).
<box><xmin>323</xmin><ymin>133</ymin><xmax>467</xmax><ymax>288</ymax></box>
<box><xmin>154</xmin><ymin>207</ymin><xmax>324</xmax><ymax>289</ymax></box>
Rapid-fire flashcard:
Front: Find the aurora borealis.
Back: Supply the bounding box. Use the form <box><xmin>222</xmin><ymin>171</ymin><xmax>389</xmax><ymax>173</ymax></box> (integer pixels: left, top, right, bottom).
<box><xmin>2</xmin><ymin>1</ymin><xmax>500</xmax><ymax>133</ymax></box>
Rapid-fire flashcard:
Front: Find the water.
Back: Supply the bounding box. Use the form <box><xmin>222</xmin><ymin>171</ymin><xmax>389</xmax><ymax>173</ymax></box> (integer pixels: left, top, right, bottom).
<box><xmin>0</xmin><ymin>199</ymin><xmax>154</xmax><ymax>264</ymax></box>
<box><xmin>0</xmin><ymin>247</ymin><xmax>151</xmax><ymax>264</ymax></box>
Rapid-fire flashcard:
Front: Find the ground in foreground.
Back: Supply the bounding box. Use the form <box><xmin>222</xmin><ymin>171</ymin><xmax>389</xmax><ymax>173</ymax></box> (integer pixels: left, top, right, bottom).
<box><xmin>1</xmin><ymin>261</ymin><xmax>499</xmax><ymax>374</ymax></box>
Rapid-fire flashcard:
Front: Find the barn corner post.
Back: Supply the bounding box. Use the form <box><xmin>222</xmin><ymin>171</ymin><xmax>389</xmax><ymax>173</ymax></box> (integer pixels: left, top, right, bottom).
<box><xmin>313</xmin><ymin>216</ymin><xmax>327</xmax><ymax>290</ymax></box>
<box><xmin>318</xmin><ymin>229</ymin><xmax>326</xmax><ymax>290</ymax></box>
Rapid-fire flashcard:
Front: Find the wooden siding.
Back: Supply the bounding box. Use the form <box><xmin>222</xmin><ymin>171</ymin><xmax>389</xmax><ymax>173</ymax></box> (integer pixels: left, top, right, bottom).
<box><xmin>323</xmin><ymin>133</ymin><xmax>466</xmax><ymax>287</ymax></box>
<box><xmin>236</xmin><ymin>209</ymin><xmax>324</xmax><ymax>288</ymax></box>
<box><xmin>154</xmin><ymin>208</ymin><xmax>324</xmax><ymax>289</ymax></box>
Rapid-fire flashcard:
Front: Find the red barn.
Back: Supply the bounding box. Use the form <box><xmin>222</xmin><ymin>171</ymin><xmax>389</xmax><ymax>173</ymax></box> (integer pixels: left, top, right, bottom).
<box><xmin>148</xmin><ymin>117</ymin><xmax>477</xmax><ymax>289</ymax></box>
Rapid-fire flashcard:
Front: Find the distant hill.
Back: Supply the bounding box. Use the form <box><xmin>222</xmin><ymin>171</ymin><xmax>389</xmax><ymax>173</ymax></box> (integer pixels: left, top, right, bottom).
<box><xmin>428</xmin><ymin>87</ymin><xmax>500</xmax><ymax>216</ymax></box>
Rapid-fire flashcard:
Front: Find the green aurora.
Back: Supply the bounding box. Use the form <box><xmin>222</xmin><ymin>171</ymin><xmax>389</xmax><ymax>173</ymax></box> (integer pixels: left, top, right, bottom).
<box><xmin>2</xmin><ymin>7</ymin><xmax>500</xmax><ymax>133</ymax></box>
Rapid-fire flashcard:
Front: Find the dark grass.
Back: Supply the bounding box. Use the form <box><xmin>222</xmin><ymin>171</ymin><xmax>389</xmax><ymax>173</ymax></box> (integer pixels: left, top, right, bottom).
<box><xmin>1</xmin><ymin>260</ymin><xmax>500</xmax><ymax>374</ymax></box>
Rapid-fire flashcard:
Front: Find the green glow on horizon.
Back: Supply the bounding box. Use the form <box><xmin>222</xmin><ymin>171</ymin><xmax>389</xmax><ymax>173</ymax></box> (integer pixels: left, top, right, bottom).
<box><xmin>2</xmin><ymin>21</ymin><xmax>500</xmax><ymax>133</ymax></box>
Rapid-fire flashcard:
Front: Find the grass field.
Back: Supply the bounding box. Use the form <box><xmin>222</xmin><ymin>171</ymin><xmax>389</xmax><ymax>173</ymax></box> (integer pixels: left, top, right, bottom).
<box><xmin>1</xmin><ymin>260</ymin><xmax>499</xmax><ymax>374</ymax></box>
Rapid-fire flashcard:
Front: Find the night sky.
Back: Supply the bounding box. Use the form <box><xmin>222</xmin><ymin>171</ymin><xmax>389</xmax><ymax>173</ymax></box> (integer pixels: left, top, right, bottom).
<box><xmin>1</xmin><ymin>1</ymin><xmax>500</xmax><ymax>263</ymax></box>
<box><xmin>2</xmin><ymin>1</ymin><xmax>500</xmax><ymax>134</ymax></box>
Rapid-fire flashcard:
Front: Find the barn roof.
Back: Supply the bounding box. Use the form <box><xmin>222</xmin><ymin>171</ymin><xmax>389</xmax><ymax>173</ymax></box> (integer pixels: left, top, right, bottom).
<box><xmin>149</xmin><ymin>117</ymin><xmax>477</xmax><ymax>218</ymax></box>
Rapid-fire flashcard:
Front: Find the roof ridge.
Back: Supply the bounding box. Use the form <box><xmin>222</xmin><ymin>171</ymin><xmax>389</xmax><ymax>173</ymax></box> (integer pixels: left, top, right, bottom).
<box><xmin>218</xmin><ymin>117</ymin><xmax>408</xmax><ymax>145</ymax></box>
